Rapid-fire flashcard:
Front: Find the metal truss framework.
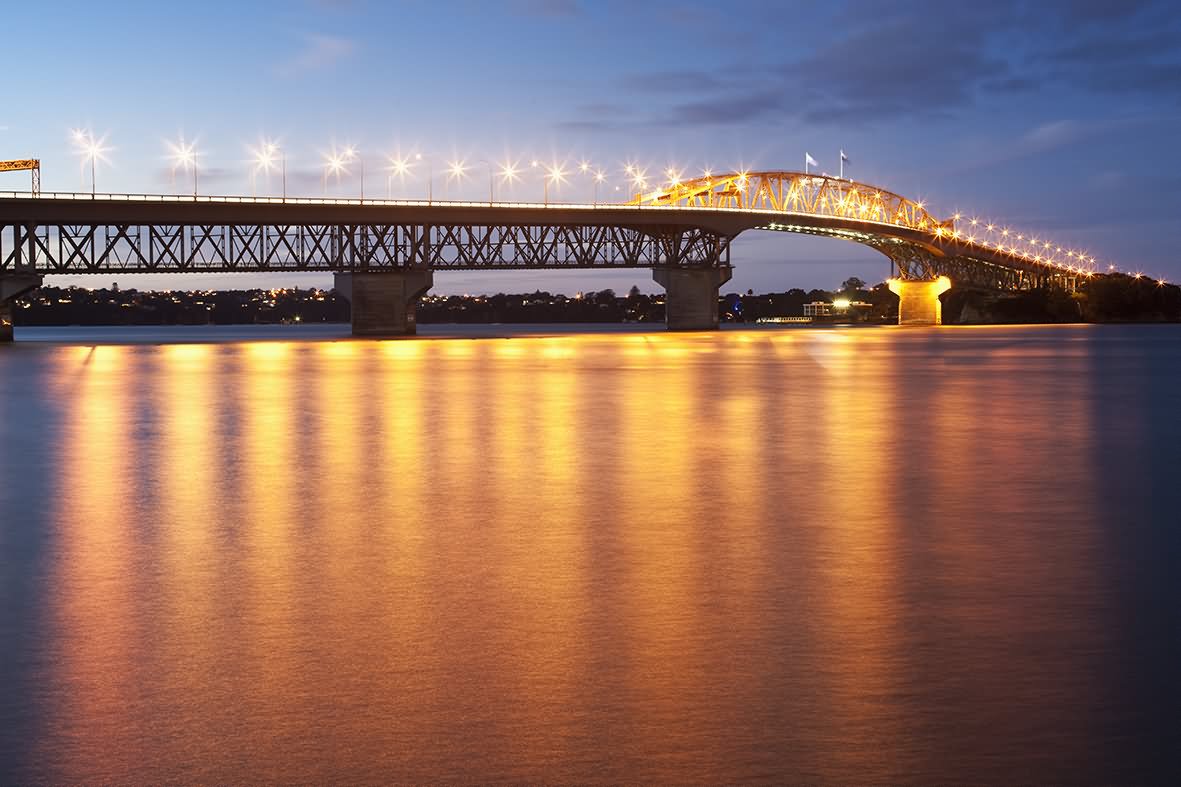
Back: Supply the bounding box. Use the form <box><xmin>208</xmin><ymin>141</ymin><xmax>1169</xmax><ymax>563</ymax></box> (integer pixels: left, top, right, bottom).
<box><xmin>762</xmin><ymin>222</ymin><xmax>1079</xmax><ymax>291</ymax></box>
<box><xmin>631</xmin><ymin>171</ymin><xmax>951</xmax><ymax>233</ymax></box>
<box><xmin>871</xmin><ymin>241</ymin><xmax>1078</xmax><ymax>291</ymax></box>
<box><xmin>0</xmin><ymin>222</ymin><xmax>731</xmax><ymax>273</ymax></box>
<box><xmin>0</xmin><ymin>160</ymin><xmax>40</xmax><ymax>197</ymax></box>
<box><xmin>638</xmin><ymin>171</ymin><xmax>1095</xmax><ymax>290</ymax></box>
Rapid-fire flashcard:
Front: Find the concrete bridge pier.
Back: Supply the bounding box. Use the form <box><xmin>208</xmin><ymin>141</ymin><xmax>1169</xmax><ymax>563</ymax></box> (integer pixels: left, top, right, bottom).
<box><xmin>0</xmin><ymin>273</ymin><xmax>43</xmax><ymax>342</ymax></box>
<box><xmin>334</xmin><ymin>270</ymin><xmax>433</xmax><ymax>336</ymax></box>
<box><xmin>653</xmin><ymin>266</ymin><xmax>733</xmax><ymax>331</ymax></box>
<box><xmin>888</xmin><ymin>276</ymin><xmax>952</xmax><ymax>326</ymax></box>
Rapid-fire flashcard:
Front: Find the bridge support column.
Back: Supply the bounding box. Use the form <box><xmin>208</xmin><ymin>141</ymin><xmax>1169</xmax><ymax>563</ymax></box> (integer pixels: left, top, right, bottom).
<box><xmin>0</xmin><ymin>273</ymin><xmax>43</xmax><ymax>343</ymax></box>
<box><xmin>888</xmin><ymin>276</ymin><xmax>951</xmax><ymax>326</ymax></box>
<box><xmin>654</xmin><ymin>266</ymin><xmax>733</xmax><ymax>331</ymax></box>
<box><xmin>334</xmin><ymin>270</ymin><xmax>433</xmax><ymax>336</ymax></box>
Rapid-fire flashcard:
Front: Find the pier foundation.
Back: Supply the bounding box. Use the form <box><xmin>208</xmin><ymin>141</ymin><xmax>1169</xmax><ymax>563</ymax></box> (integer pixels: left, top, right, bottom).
<box><xmin>888</xmin><ymin>276</ymin><xmax>952</xmax><ymax>326</ymax></box>
<box><xmin>653</xmin><ymin>266</ymin><xmax>733</xmax><ymax>331</ymax></box>
<box><xmin>0</xmin><ymin>273</ymin><xmax>43</xmax><ymax>342</ymax></box>
<box><xmin>334</xmin><ymin>270</ymin><xmax>433</xmax><ymax>336</ymax></box>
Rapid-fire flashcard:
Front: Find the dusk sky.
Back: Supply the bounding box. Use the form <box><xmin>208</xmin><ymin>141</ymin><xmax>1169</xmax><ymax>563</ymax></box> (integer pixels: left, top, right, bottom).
<box><xmin>3</xmin><ymin>0</ymin><xmax>1179</xmax><ymax>293</ymax></box>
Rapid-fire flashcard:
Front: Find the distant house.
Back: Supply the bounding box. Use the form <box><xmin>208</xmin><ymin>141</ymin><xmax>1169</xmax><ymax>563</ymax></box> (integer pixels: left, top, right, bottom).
<box><xmin>804</xmin><ymin>299</ymin><xmax>873</xmax><ymax>319</ymax></box>
<box><xmin>804</xmin><ymin>301</ymin><xmax>832</xmax><ymax>317</ymax></box>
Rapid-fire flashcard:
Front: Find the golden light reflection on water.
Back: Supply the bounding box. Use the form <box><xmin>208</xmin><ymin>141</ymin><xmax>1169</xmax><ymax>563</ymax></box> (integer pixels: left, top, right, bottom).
<box><xmin>28</xmin><ymin>328</ymin><xmax>1119</xmax><ymax>783</ymax></box>
<box><xmin>47</xmin><ymin>345</ymin><xmax>138</xmax><ymax>770</ymax></box>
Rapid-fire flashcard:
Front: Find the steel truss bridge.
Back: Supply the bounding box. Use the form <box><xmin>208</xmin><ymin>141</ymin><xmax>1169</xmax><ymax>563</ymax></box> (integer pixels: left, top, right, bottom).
<box><xmin>0</xmin><ymin>171</ymin><xmax>1096</xmax><ymax>290</ymax></box>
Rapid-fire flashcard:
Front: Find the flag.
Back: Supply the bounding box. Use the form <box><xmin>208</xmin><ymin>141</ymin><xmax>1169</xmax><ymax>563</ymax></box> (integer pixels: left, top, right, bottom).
<box><xmin>805</xmin><ymin>153</ymin><xmax>818</xmax><ymax>167</ymax></box>
<box><xmin>840</xmin><ymin>150</ymin><xmax>849</xmax><ymax>163</ymax></box>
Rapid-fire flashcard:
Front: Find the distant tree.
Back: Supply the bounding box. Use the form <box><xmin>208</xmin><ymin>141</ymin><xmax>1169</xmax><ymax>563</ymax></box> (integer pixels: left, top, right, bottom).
<box><xmin>840</xmin><ymin>276</ymin><xmax>867</xmax><ymax>294</ymax></box>
<box><xmin>628</xmin><ymin>285</ymin><xmax>642</xmax><ymax>299</ymax></box>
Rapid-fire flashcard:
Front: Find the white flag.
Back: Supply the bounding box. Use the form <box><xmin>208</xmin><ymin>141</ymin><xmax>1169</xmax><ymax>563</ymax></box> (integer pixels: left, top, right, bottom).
<box><xmin>840</xmin><ymin>150</ymin><xmax>849</xmax><ymax>163</ymax></box>
<box><xmin>805</xmin><ymin>153</ymin><xmax>819</xmax><ymax>167</ymax></box>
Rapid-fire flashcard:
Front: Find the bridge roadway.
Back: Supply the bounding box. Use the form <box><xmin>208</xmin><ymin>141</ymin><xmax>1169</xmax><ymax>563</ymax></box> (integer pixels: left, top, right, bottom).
<box><xmin>0</xmin><ymin>173</ymin><xmax>1094</xmax><ymax>338</ymax></box>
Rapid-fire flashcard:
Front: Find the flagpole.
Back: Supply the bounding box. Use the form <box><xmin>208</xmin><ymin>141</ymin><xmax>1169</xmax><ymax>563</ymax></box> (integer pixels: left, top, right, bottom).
<box><xmin>839</xmin><ymin>150</ymin><xmax>843</xmax><ymax>180</ymax></box>
<box><xmin>805</xmin><ymin>153</ymin><xmax>809</xmax><ymax>175</ymax></box>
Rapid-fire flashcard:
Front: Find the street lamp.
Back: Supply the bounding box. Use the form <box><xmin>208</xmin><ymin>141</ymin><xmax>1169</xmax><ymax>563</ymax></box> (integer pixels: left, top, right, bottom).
<box><xmin>167</xmin><ymin>137</ymin><xmax>198</xmax><ymax>198</ymax></box>
<box><xmin>544</xmin><ymin>162</ymin><xmax>566</xmax><ymax>205</ymax></box>
<box><xmin>252</xmin><ymin>141</ymin><xmax>282</xmax><ymax>199</ymax></box>
<box><xmin>577</xmin><ymin>160</ymin><xmax>605</xmax><ymax>205</ymax></box>
<box><xmin>498</xmin><ymin>160</ymin><xmax>520</xmax><ymax>202</ymax></box>
<box><xmin>415</xmin><ymin>153</ymin><xmax>433</xmax><ymax>204</ymax></box>
<box><xmin>322</xmin><ymin>150</ymin><xmax>348</xmax><ymax>197</ymax></box>
<box><xmin>445</xmin><ymin>159</ymin><xmax>468</xmax><ymax>200</ymax></box>
<box><xmin>386</xmin><ymin>154</ymin><xmax>412</xmax><ymax>199</ymax></box>
<box><xmin>477</xmin><ymin>159</ymin><xmax>495</xmax><ymax>205</ymax></box>
<box><xmin>341</xmin><ymin>146</ymin><xmax>364</xmax><ymax>200</ymax></box>
<box><xmin>73</xmin><ymin>129</ymin><xmax>107</xmax><ymax>197</ymax></box>
<box><xmin>277</xmin><ymin>144</ymin><xmax>288</xmax><ymax>201</ymax></box>
<box><xmin>629</xmin><ymin>167</ymin><xmax>648</xmax><ymax>199</ymax></box>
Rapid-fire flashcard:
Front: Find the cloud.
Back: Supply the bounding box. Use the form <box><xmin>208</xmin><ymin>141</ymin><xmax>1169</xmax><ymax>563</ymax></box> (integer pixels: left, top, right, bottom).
<box><xmin>560</xmin><ymin>0</ymin><xmax>1181</xmax><ymax>129</ymax></box>
<box><xmin>945</xmin><ymin>115</ymin><xmax>1151</xmax><ymax>175</ymax></box>
<box><xmin>1021</xmin><ymin>120</ymin><xmax>1082</xmax><ymax>150</ymax></box>
<box><xmin>274</xmin><ymin>34</ymin><xmax>357</xmax><ymax>77</ymax></box>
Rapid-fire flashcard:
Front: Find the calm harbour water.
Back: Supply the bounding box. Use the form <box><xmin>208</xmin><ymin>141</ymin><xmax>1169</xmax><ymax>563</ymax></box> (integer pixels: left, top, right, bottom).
<box><xmin>1</xmin><ymin>323</ymin><xmax>1178</xmax><ymax>784</ymax></box>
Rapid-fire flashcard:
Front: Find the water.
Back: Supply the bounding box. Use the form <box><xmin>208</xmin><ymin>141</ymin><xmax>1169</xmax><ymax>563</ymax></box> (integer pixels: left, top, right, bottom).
<box><xmin>1</xmin><ymin>324</ymin><xmax>1178</xmax><ymax>784</ymax></box>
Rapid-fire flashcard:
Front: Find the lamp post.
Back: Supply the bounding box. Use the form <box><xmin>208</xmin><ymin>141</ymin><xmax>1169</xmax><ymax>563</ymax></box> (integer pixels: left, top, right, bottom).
<box><xmin>415</xmin><ymin>153</ymin><xmax>433</xmax><ymax>204</ymax></box>
<box><xmin>445</xmin><ymin>159</ymin><xmax>467</xmax><ymax>201</ymax></box>
<box><xmin>167</xmin><ymin>137</ymin><xmax>197</xmax><ymax>199</ymax></box>
<box><xmin>543</xmin><ymin>163</ymin><xmax>566</xmax><ymax>206</ymax></box>
<box><xmin>253</xmin><ymin>142</ymin><xmax>282</xmax><ymax>200</ymax></box>
<box><xmin>629</xmin><ymin>167</ymin><xmax>648</xmax><ymax>201</ymax></box>
<box><xmin>341</xmin><ymin>146</ymin><xmax>363</xmax><ymax>201</ymax></box>
<box><xmin>74</xmin><ymin>129</ymin><xmax>106</xmax><ymax>197</ymax></box>
<box><xmin>477</xmin><ymin>159</ymin><xmax>494</xmax><ymax>205</ymax></box>
<box><xmin>387</xmin><ymin>155</ymin><xmax>412</xmax><ymax>200</ymax></box>
<box><xmin>323</xmin><ymin>150</ymin><xmax>348</xmax><ymax>197</ymax></box>
<box><xmin>498</xmin><ymin>160</ymin><xmax>520</xmax><ymax>203</ymax></box>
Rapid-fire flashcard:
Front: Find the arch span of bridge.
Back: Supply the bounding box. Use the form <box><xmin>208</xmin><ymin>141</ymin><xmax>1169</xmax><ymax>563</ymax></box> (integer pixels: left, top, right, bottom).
<box><xmin>0</xmin><ymin>171</ymin><xmax>1099</xmax><ymax>339</ymax></box>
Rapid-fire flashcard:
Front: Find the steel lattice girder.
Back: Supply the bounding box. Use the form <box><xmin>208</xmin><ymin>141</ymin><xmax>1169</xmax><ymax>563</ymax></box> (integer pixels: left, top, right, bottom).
<box><xmin>631</xmin><ymin>171</ymin><xmax>949</xmax><ymax>234</ymax></box>
<box><xmin>0</xmin><ymin>222</ymin><xmax>733</xmax><ymax>272</ymax></box>
<box><xmin>637</xmin><ymin>171</ymin><xmax>1098</xmax><ymax>283</ymax></box>
<box><xmin>870</xmin><ymin>240</ymin><xmax>1076</xmax><ymax>290</ymax></box>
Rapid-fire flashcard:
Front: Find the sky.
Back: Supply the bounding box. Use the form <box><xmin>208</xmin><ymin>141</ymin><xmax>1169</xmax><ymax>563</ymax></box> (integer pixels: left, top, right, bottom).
<box><xmin>2</xmin><ymin>0</ymin><xmax>1179</xmax><ymax>294</ymax></box>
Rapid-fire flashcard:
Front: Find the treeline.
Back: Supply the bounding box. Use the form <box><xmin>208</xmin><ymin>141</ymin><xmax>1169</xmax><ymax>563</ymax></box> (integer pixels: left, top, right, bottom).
<box><xmin>11</xmin><ymin>282</ymin><xmax>887</xmax><ymax>326</ymax></box>
<box><xmin>944</xmin><ymin>274</ymin><xmax>1181</xmax><ymax>324</ymax></box>
<box><xmin>14</xmin><ymin>287</ymin><xmax>349</xmax><ymax>326</ymax></box>
<box><xmin>8</xmin><ymin>273</ymin><xmax>1178</xmax><ymax>326</ymax></box>
<box><xmin>415</xmin><ymin>282</ymin><xmax>894</xmax><ymax>323</ymax></box>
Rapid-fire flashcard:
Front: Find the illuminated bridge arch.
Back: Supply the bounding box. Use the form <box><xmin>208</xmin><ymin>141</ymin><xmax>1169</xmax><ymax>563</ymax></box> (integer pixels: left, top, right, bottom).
<box><xmin>629</xmin><ymin>171</ymin><xmax>1097</xmax><ymax>290</ymax></box>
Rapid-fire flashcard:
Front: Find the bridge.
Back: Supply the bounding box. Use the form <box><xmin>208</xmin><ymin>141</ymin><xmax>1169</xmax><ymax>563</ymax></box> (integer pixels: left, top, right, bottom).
<box><xmin>0</xmin><ymin>171</ymin><xmax>1102</xmax><ymax>340</ymax></box>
